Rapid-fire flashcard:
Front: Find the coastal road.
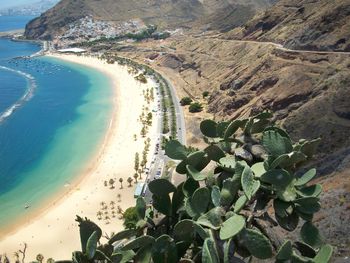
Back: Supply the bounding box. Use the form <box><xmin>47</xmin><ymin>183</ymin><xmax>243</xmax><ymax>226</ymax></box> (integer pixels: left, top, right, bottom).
<box><xmin>230</xmin><ymin>39</ymin><xmax>350</xmax><ymax>55</ymax></box>
<box><xmin>159</xmin><ymin>73</ymin><xmax>187</xmax><ymax>187</ymax></box>
<box><xmin>109</xmin><ymin>55</ymin><xmax>186</xmax><ymax>201</ymax></box>
<box><xmin>162</xmin><ymin>73</ymin><xmax>187</xmax><ymax>145</ymax></box>
<box><xmin>194</xmin><ymin>34</ymin><xmax>350</xmax><ymax>56</ymax></box>
<box><xmin>142</xmin><ymin>68</ymin><xmax>187</xmax><ymax>202</ymax></box>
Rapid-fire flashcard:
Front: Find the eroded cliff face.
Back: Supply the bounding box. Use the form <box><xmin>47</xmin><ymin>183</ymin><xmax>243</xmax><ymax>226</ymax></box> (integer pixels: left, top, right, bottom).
<box><xmin>226</xmin><ymin>0</ymin><xmax>350</xmax><ymax>51</ymax></box>
<box><xmin>24</xmin><ymin>0</ymin><xmax>276</xmax><ymax>40</ymax></box>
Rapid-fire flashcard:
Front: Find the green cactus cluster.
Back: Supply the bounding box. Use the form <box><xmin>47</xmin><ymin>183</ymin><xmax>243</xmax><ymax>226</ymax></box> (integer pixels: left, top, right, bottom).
<box><xmin>66</xmin><ymin>111</ymin><xmax>331</xmax><ymax>263</ymax></box>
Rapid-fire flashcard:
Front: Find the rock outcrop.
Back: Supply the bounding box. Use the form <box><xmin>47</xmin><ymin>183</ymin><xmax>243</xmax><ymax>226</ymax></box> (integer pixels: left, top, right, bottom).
<box><xmin>226</xmin><ymin>0</ymin><xmax>350</xmax><ymax>51</ymax></box>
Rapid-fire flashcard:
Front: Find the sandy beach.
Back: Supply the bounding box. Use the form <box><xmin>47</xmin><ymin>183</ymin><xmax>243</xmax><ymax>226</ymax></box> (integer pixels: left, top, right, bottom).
<box><xmin>0</xmin><ymin>54</ymin><xmax>161</xmax><ymax>260</ymax></box>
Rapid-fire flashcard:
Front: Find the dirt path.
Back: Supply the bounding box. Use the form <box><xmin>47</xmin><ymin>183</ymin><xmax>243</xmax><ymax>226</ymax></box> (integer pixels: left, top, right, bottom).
<box><xmin>213</xmin><ymin>37</ymin><xmax>350</xmax><ymax>56</ymax></box>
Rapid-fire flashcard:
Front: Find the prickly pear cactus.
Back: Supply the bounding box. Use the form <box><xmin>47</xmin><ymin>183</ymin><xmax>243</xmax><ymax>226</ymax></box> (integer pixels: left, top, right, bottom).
<box><xmin>69</xmin><ymin>111</ymin><xmax>331</xmax><ymax>263</ymax></box>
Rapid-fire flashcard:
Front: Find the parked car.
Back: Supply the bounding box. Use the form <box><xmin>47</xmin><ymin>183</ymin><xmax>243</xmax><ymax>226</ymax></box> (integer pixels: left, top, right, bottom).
<box><xmin>155</xmin><ymin>170</ymin><xmax>162</xmax><ymax>179</ymax></box>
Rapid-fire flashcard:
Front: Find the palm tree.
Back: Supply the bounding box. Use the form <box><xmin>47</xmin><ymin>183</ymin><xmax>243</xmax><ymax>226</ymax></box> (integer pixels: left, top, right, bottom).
<box><xmin>109</xmin><ymin>178</ymin><xmax>115</xmax><ymax>189</ymax></box>
<box><xmin>134</xmin><ymin>152</ymin><xmax>140</xmax><ymax>174</ymax></box>
<box><xmin>100</xmin><ymin>201</ymin><xmax>106</xmax><ymax>207</ymax></box>
<box><xmin>119</xmin><ymin>178</ymin><xmax>123</xmax><ymax>189</ymax></box>
<box><xmin>133</xmin><ymin>173</ymin><xmax>138</xmax><ymax>184</ymax></box>
<box><xmin>96</xmin><ymin>211</ymin><xmax>103</xmax><ymax>220</ymax></box>
<box><xmin>117</xmin><ymin>193</ymin><xmax>122</xmax><ymax>202</ymax></box>
<box><xmin>17</xmin><ymin>242</ymin><xmax>27</xmax><ymax>263</ymax></box>
<box><xmin>127</xmin><ymin>177</ymin><xmax>133</xmax><ymax>187</ymax></box>
<box><xmin>117</xmin><ymin>206</ymin><xmax>123</xmax><ymax>214</ymax></box>
<box><xmin>36</xmin><ymin>254</ymin><xmax>44</xmax><ymax>263</ymax></box>
<box><xmin>138</xmin><ymin>169</ymin><xmax>143</xmax><ymax>180</ymax></box>
<box><xmin>141</xmin><ymin>126</ymin><xmax>147</xmax><ymax>137</ymax></box>
<box><xmin>13</xmin><ymin>252</ymin><xmax>19</xmax><ymax>263</ymax></box>
<box><xmin>141</xmin><ymin>159</ymin><xmax>147</xmax><ymax>172</ymax></box>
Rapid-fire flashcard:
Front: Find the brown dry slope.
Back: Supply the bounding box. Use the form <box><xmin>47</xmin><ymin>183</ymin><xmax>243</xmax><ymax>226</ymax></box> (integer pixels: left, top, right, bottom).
<box><xmin>118</xmin><ymin>30</ymin><xmax>350</xmax><ymax>257</ymax></box>
<box><xmin>134</xmin><ymin>36</ymin><xmax>350</xmax><ymax>169</ymax></box>
<box><xmin>24</xmin><ymin>0</ymin><xmax>277</xmax><ymax>39</ymax></box>
<box><xmin>226</xmin><ymin>0</ymin><xmax>350</xmax><ymax>51</ymax></box>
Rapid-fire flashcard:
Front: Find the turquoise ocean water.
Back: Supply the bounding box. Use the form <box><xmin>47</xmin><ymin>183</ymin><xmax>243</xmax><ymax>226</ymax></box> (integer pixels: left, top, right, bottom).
<box><xmin>0</xmin><ymin>17</ymin><xmax>113</xmax><ymax>230</ymax></box>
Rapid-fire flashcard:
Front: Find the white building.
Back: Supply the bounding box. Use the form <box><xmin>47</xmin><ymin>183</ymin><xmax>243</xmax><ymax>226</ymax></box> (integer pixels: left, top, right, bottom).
<box><xmin>57</xmin><ymin>48</ymin><xmax>86</xmax><ymax>53</ymax></box>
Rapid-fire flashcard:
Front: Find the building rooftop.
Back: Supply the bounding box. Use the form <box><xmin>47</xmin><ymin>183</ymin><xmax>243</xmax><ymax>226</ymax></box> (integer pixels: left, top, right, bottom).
<box><xmin>57</xmin><ymin>48</ymin><xmax>86</xmax><ymax>53</ymax></box>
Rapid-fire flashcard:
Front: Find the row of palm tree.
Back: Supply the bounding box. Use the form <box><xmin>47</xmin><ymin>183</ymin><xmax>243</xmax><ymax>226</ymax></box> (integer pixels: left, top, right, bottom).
<box><xmin>101</xmin><ymin>176</ymin><xmax>139</xmax><ymax>195</ymax></box>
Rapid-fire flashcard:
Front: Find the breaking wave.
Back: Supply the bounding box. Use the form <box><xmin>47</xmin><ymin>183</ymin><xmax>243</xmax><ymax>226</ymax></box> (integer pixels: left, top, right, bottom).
<box><xmin>0</xmin><ymin>66</ymin><xmax>37</xmax><ymax>123</ymax></box>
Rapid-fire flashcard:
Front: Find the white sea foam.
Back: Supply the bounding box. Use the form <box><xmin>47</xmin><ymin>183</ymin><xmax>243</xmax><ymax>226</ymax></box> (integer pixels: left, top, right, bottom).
<box><xmin>0</xmin><ymin>65</ymin><xmax>37</xmax><ymax>123</ymax></box>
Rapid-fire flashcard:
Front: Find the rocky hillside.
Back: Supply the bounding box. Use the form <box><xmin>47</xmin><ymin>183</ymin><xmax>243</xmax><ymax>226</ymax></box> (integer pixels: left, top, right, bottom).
<box><xmin>122</xmin><ymin>36</ymin><xmax>350</xmax><ymax>171</ymax></box>
<box><xmin>116</xmin><ymin>32</ymin><xmax>350</xmax><ymax>258</ymax></box>
<box><xmin>193</xmin><ymin>0</ymin><xmax>278</xmax><ymax>32</ymax></box>
<box><xmin>226</xmin><ymin>0</ymin><xmax>350</xmax><ymax>51</ymax></box>
<box><xmin>24</xmin><ymin>0</ymin><xmax>276</xmax><ymax>39</ymax></box>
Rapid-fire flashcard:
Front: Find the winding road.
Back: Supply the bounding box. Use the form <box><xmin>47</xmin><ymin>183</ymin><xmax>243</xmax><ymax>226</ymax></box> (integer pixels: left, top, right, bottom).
<box><xmin>198</xmin><ymin>34</ymin><xmax>350</xmax><ymax>56</ymax></box>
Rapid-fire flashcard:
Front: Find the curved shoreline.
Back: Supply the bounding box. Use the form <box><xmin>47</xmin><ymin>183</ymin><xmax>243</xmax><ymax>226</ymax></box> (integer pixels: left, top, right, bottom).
<box><xmin>0</xmin><ymin>56</ymin><xmax>117</xmax><ymax>238</ymax></box>
<box><xmin>0</xmin><ymin>54</ymin><xmax>160</xmax><ymax>260</ymax></box>
<box><xmin>0</xmin><ymin>65</ymin><xmax>37</xmax><ymax>123</ymax></box>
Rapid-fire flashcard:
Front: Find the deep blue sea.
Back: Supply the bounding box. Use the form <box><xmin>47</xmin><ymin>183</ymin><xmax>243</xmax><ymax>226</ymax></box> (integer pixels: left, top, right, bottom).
<box><xmin>0</xmin><ymin>16</ymin><xmax>36</xmax><ymax>32</ymax></box>
<box><xmin>0</xmin><ymin>17</ymin><xmax>113</xmax><ymax>231</ymax></box>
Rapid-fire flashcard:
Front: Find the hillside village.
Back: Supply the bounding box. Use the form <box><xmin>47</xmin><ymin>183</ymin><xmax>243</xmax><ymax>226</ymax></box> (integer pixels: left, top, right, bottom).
<box><xmin>54</xmin><ymin>16</ymin><xmax>148</xmax><ymax>47</ymax></box>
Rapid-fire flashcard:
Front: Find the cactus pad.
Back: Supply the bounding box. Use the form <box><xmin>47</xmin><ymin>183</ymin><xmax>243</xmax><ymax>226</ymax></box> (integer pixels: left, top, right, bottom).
<box><xmin>241</xmin><ymin>228</ymin><xmax>273</xmax><ymax>259</ymax></box>
<box><xmin>219</xmin><ymin>214</ymin><xmax>245</xmax><ymax>240</ymax></box>
<box><xmin>241</xmin><ymin>165</ymin><xmax>260</xmax><ymax>200</ymax></box>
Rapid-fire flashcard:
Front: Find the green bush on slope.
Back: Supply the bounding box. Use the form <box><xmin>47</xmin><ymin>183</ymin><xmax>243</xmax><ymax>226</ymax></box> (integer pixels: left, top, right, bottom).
<box><xmin>189</xmin><ymin>102</ymin><xmax>203</xmax><ymax>113</ymax></box>
<box><xmin>180</xmin><ymin>97</ymin><xmax>193</xmax><ymax>106</ymax></box>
